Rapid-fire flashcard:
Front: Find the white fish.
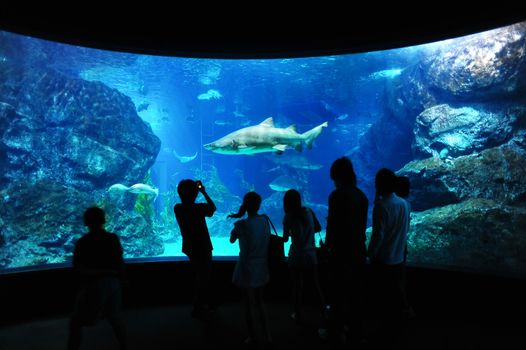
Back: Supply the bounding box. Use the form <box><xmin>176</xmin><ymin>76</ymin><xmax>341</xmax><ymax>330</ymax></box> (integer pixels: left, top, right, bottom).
<box><xmin>108</xmin><ymin>184</ymin><xmax>130</xmax><ymax>192</ymax></box>
<box><xmin>128</xmin><ymin>184</ymin><xmax>159</xmax><ymax>199</ymax></box>
<box><xmin>197</xmin><ymin>89</ymin><xmax>223</xmax><ymax>101</ymax></box>
<box><xmin>107</xmin><ymin>183</ymin><xmax>159</xmax><ymax>199</ymax></box>
<box><xmin>367</xmin><ymin>68</ymin><xmax>403</xmax><ymax>80</ymax></box>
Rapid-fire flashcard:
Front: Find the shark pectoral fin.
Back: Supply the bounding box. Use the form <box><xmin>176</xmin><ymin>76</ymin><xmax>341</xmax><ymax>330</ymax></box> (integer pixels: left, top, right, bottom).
<box><xmin>273</xmin><ymin>144</ymin><xmax>287</xmax><ymax>154</ymax></box>
<box><xmin>238</xmin><ymin>145</ymin><xmax>256</xmax><ymax>153</ymax></box>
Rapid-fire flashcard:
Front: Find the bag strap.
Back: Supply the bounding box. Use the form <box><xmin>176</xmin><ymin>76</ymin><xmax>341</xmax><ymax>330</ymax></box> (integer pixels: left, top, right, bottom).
<box><xmin>261</xmin><ymin>214</ymin><xmax>279</xmax><ymax>237</ymax></box>
<box><xmin>307</xmin><ymin>208</ymin><xmax>324</xmax><ymax>245</ymax></box>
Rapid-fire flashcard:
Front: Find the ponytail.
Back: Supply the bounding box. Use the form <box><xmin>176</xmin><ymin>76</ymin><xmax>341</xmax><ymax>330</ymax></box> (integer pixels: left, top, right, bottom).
<box><xmin>228</xmin><ymin>204</ymin><xmax>247</xmax><ymax>219</ymax></box>
<box><xmin>228</xmin><ymin>191</ymin><xmax>262</xmax><ymax>219</ymax></box>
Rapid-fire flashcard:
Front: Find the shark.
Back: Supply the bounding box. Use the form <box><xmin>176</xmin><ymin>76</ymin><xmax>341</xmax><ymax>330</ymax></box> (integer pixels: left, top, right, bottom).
<box><xmin>269</xmin><ymin>175</ymin><xmax>299</xmax><ymax>192</ymax></box>
<box><xmin>204</xmin><ymin>117</ymin><xmax>328</xmax><ymax>155</ymax></box>
<box><xmin>265</xmin><ymin>153</ymin><xmax>323</xmax><ymax>170</ymax></box>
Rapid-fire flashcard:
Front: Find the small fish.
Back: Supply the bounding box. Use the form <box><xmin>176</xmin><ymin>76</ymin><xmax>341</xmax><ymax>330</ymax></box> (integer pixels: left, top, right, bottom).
<box><xmin>214</xmin><ymin>120</ymin><xmax>232</xmax><ymax>126</ymax></box>
<box><xmin>197</xmin><ymin>89</ymin><xmax>223</xmax><ymax>101</ymax></box>
<box><xmin>136</xmin><ymin>102</ymin><xmax>150</xmax><ymax>112</ymax></box>
<box><xmin>265</xmin><ymin>166</ymin><xmax>281</xmax><ymax>173</ymax></box>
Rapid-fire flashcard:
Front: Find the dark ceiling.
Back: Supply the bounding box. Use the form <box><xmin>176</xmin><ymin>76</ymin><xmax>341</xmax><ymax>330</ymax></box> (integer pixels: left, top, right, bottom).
<box><xmin>1</xmin><ymin>9</ymin><xmax>525</xmax><ymax>58</ymax></box>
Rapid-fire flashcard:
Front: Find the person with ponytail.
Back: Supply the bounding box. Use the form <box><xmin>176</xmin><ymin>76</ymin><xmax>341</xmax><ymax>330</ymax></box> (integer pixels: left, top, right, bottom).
<box><xmin>228</xmin><ymin>191</ymin><xmax>272</xmax><ymax>346</ymax></box>
<box><xmin>283</xmin><ymin>189</ymin><xmax>326</xmax><ymax>324</ymax></box>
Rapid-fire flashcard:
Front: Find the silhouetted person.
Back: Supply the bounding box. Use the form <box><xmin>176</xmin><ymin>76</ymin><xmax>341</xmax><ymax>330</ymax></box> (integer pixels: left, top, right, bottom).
<box><xmin>395</xmin><ymin>175</ymin><xmax>415</xmax><ymax>319</ymax></box>
<box><xmin>395</xmin><ymin>175</ymin><xmax>410</xmax><ymax>200</ymax></box>
<box><xmin>368</xmin><ymin>169</ymin><xmax>411</xmax><ymax>347</ymax></box>
<box><xmin>229</xmin><ymin>191</ymin><xmax>272</xmax><ymax>346</ymax></box>
<box><xmin>174</xmin><ymin>179</ymin><xmax>216</xmax><ymax>320</ymax></box>
<box><xmin>282</xmin><ymin>189</ymin><xmax>326</xmax><ymax>324</ymax></box>
<box><xmin>67</xmin><ymin>207</ymin><xmax>127</xmax><ymax>350</ymax></box>
<box><xmin>322</xmin><ymin>156</ymin><xmax>368</xmax><ymax>345</ymax></box>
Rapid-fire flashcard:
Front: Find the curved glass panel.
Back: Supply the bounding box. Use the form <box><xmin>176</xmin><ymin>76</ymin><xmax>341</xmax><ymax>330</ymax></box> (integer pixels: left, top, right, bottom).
<box><xmin>1</xmin><ymin>21</ymin><xmax>525</xmax><ymax>277</ymax></box>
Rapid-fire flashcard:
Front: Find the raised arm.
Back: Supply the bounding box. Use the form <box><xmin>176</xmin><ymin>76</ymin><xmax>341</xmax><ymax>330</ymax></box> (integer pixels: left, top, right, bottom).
<box><xmin>199</xmin><ymin>184</ymin><xmax>216</xmax><ymax>215</ymax></box>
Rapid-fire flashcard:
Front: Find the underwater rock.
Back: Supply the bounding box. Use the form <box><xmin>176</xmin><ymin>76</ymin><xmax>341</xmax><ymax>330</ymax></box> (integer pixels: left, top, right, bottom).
<box><xmin>105</xmin><ymin>210</ymin><xmax>164</xmax><ymax>258</ymax></box>
<box><xmin>424</xmin><ymin>22</ymin><xmax>526</xmax><ymax>100</ymax></box>
<box><xmin>413</xmin><ymin>103</ymin><xmax>524</xmax><ymax>158</ymax></box>
<box><xmin>372</xmin><ymin>22</ymin><xmax>526</xmax><ymax>182</ymax></box>
<box><xmin>0</xmin><ymin>181</ymin><xmax>93</xmax><ymax>268</ymax></box>
<box><xmin>0</xmin><ymin>62</ymin><xmax>163</xmax><ymax>269</ymax></box>
<box><xmin>0</xmin><ymin>180</ymin><xmax>164</xmax><ymax>269</ymax></box>
<box><xmin>406</xmin><ymin>199</ymin><xmax>526</xmax><ymax>278</ymax></box>
<box><xmin>398</xmin><ymin>138</ymin><xmax>526</xmax><ymax>212</ymax></box>
<box><xmin>0</xmin><ymin>63</ymin><xmax>160</xmax><ymax>191</ymax></box>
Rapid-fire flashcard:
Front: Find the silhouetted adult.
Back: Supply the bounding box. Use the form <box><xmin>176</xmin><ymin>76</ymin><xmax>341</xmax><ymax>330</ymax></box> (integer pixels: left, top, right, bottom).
<box><xmin>395</xmin><ymin>175</ymin><xmax>410</xmax><ymax>200</ymax></box>
<box><xmin>67</xmin><ymin>207</ymin><xmax>127</xmax><ymax>350</ymax></box>
<box><xmin>394</xmin><ymin>175</ymin><xmax>415</xmax><ymax>318</ymax></box>
<box><xmin>323</xmin><ymin>156</ymin><xmax>368</xmax><ymax>345</ymax></box>
<box><xmin>282</xmin><ymin>189</ymin><xmax>326</xmax><ymax>324</ymax></box>
<box><xmin>228</xmin><ymin>191</ymin><xmax>272</xmax><ymax>346</ymax></box>
<box><xmin>368</xmin><ymin>169</ymin><xmax>411</xmax><ymax>346</ymax></box>
<box><xmin>174</xmin><ymin>179</ymin><xmax>216</xmax><ymax>320</ymax></box>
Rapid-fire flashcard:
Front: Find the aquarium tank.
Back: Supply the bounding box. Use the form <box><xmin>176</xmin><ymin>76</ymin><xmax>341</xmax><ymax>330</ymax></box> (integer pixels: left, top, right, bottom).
<box><xmin>1</xmin><ymin>21</ymin><xmax>525</xmax><ymax>277</ymax></box>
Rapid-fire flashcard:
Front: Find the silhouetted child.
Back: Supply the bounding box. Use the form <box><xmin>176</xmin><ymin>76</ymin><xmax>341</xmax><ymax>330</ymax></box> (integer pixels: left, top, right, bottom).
<box><xmin>174</xmin><ymin>179</ymin><xmax>216</xmax><ymax>320</ymax></box>
<box><xmin>67</xmin><ymin>207</ymin><xmax>127</xmax><ymax>350</ymax></box>
<box><xmin>282</xmin><ymin>189</ymin><xmax>326</xmax><ymax>324</ymax></box>
<box><xmin>228</xmin><ymin>191</ymin><xmax>272</xmax><ymax>346</ymax></box>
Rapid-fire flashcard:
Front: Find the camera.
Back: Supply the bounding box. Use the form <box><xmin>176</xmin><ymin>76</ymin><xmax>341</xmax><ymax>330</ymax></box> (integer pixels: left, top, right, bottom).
<box><xmin>196</xmin><ymin>180</ymin><xmax>203</xmax><ymax>189</ymax></box>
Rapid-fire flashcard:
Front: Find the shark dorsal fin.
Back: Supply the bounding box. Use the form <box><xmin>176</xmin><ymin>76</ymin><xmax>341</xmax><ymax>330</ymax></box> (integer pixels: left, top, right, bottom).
<box><xmin>259</xmin><ymin>117</ymin><xmax>274</xmax><ymax>127</ymax></box>
<box><xmin>286</xmin><ymin>124</ymin><xmax>297</xmax><ymax>132</ymax></box>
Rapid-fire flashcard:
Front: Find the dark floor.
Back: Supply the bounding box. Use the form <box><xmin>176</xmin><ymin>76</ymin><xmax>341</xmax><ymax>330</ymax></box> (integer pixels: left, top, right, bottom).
<box><xmin>1</xmin><ymin>301</ymin><xmax>525</xmax><ymax>350</ymax></box>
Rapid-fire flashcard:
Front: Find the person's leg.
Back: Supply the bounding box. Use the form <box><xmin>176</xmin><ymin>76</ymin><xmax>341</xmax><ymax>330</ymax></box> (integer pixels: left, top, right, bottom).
<box><xmin>346</xmin><ymin>263</ymin><xmax>366</xmax><ymax>344</ymax></box>
<box><xmin>106</xmin><ymin>280</ymin><xmax>127</xmax><ymax>350</ymax></box>
<box><xmin>312</xmin><ymin>265</ymin><xmax>327</xmax><ymax>315</ymax></box>
<box><xmin>290</xmin><ymin>267</ymin><xmax>303</xmax><ymax>322</ymax></box>
<box><xmin>190</xmin><ymin>252</ymin><xmax>212</xmax><ymax>314</ymax></box>
<box><xmin>255</xmin><ymin>287</ymin><xmax>272</xmax><ymax>344</ymax></box>
<box><xmin>66</xmin><ymin>317</ymin><xmax>83</xmax><ymax>350</ymax></box>
<box><xmin>244</xmin><ymin>288</ymin><xmax>257</xmax><ymax>343</ymax></box>
<box><xmin>108</xmin><ymin>316</ymin><xmax>127</xmax><ymax>350</ymax></box>
<box><xmin>326</xmin><ymin>258</ymin><xmax>345</xmax><ymax>343</ymax></box>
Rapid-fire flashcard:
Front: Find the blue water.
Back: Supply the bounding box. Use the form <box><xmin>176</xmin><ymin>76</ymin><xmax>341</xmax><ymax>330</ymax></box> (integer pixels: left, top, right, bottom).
<box><xmin>0</xmin><ymin>30</ymin><xmax>439</xmax><ymax>262</ymax></box>
<box><xmin>95</xmin><ymin>52</ymin><xmax>422</xmax><ymax>256</ymax></box>
<box><xmin>5</xmin><ymin>24</ymin><xmax>526</xmax><ymax>273</ymax></box>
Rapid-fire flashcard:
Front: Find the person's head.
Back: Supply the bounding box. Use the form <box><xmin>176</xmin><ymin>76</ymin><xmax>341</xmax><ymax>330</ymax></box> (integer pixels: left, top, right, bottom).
<box><xmin>83</xmin><ymin>206</ymin><xmax>106</xmax><ymax>230</ymax></box>
<box><xmin>330</xmin><ymin>156</ymin><xmax>357</xmax><ymax>187</ymax></box>
<box><xmin>177</xmin><ymin>179</ymin><xmax>199</xmax><ymax>204</ymax></box>
<box><xmin>395</xmin><ymin>175</ymin><xmax>410</xmax><ymax>199</ymax></box>
<box><xmin>283</xmin><ymin>189</ymin><xmax>302</xmax><ymax>215</ymax></box>
<box><xmin>375</xmin><ymin>168</ymin><xmax>397</xmax><ymax>196</ymax></box>
<box><xmin>229</xmin><ymin>191</ymin><xmax>262</xmax><ymax>218</ymax></box>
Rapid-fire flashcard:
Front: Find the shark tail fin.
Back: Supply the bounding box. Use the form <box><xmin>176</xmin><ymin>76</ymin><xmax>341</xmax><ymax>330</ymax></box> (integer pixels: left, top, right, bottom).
<box><xmin>302</xmin><ymin>121</ymin><xmax>328</xmax><ymax>149</ymax></box>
